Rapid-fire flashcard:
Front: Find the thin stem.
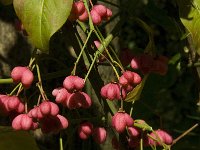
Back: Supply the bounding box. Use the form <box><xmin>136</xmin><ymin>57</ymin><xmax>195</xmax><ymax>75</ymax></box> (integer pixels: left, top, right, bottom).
<box><xmin>9</xmin><ymin>83</ymin><xmax>21</xmax><ymax>96</ymax></box>
<box><xmin>59</xmin><ymin>133</ymin><xmax>63</xmax><ymax>150</ymax></box>
<box><xmin>0</xmin><ymin>78</ymin><xmax>13</xmax><ymax>84</ymax></box>
<box><xmin>36</xmin><ymin>61</ymin><xmax>47</xmax><ymax>100</ymax></box>
<box><xmin>16</xmin><ymin>84</ymin><xmax>23</xmax><ymax>96</ymax></box>
<box><xmin>72</xmin><ymin>30</ymin><xmax>93</xmax><ymax>75</ymax></box>
<box><xmin>84</xmin><ymin>53</ymin><xmax>98</xmax><ymax>81</ymax></box>
<box><xmin>129</xmin><ymin>101</ymin><xmax>135</xmax><ymax>116</ymax></box>
<box><xmin>171</xmin><ymin>123</ymin><xmax>199</xmax><ymax>146</ymax></box>
<box><xmin>94</xmin><ymin>30</ymin><xmax>121</xmax><ymax>77</ymax></box>
<box><xmin>83</xmin><ymin>0</ymin><xmax>94</xmax><ymax>30</ymax></box>
<box><xmin>140</xmin><ymin>136</ymin><xmax>143</xmax><ymax>150</ymax></box>
<box><xmin>37</xmin><ymin>95</ymin><xmax>41</xmax><ymax>106</ymax></box>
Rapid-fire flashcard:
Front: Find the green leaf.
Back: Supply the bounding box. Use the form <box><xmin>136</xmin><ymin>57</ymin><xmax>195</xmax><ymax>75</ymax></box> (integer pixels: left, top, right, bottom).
<box><xmin>13</xmin><ymin>0</ymin><xmax>73</xmax><ymax>53</ymax></box>
<box><xmin>125</xmin><ymin>75</ymin><xmax>148</xmax><ymax>102</ymax></box>
<box><xmin>0</xmin><ymin>130</ymin><xmax>39</xmax><ymax>150</ymax></box>
<box><xmin>0</xmin><ymin>0</ymin><xmax>13</xmax><ymax>5</ymax></box>
<box><xmin>177</xmin><ymin>0</ymin><xmax>200</xmax><ymax>55</ymax></box>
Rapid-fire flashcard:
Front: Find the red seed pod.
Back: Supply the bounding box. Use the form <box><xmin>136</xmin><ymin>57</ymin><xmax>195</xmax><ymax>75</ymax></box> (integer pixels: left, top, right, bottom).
<box><xmin>92</xmin><ymin>127</ymin><xmax>107</xmax><ymax>144</ymax></box>
<box><xmin>101</xmin><ymin>83</ymin><xmax>126</xmax><ymax>100</ymax></box>
<box><xmin>28</xmin><ymin>107</ymin><xmax>38</xmax><ymax>118</ymax></box>
<box><xmin>21</xmin><ymin>68</ymin><xmax>34</xmax><ymax>88</ymax></box>
<box><xmin>57</xmin><ymin>114</ymin><xmax>69</xmax><ymax>129</ymax></box>
<box><xmin>49</xmin><ymin>102</ymin><xmax>59</xmax><ymax>116</ymax></box>
<box><xmin>128</xmin><ymin>127</ymin><xmax>140</xmax><ymax>137</ymax></box>
<box><xmin>80</xmin><ymin>92</ymin><xmax>92</xmax><ymax>108</ymax></box>
<box><xmin>0</xmin><ymin>95</ymin><xmax>10</xmax><ymax>115</ymax></box>
<box><xmin>124</xmin><ymin>113</ymin><xmax>134</xmax><ymax>126</ymax></box>
<box><xmin>39</xmin><ymin>101</ymin><xmax>51</xmax><ymax>116</ymax></box>
<box><xmin>11</xmin><ymin>66</ymin><xmax>27</xmax><ymax>83</ymax></box>
<box><xmin>7</xmin><ymin>96</ymin><xmax>20</xmax><ymax>111</ymax></box>
<box><xmin>12</xmin><ymin>114</ymin><xmax>23</xmax><ymax>130</ymax></box>
<box><xmin>131</xmin><ymin>56</ymin><xmax>141</xmax><ymax>70</ymax></box>
<box><xmin>63</xmin><ymin>75</ymin><xmax>85</xmax><ymax>92</ymax></box>
<box><xmin>106</xmin><ymin>8</ymin><xmax>112</xmax><ymax>19</ymax></box>
<box><xmin>112</xmin><ymin>112</ymin><xmax>134</xmax><ymax>133</ymax></box>
<box><xmin>16</xmin><ymin>102</ymin><xmax>25</xmax><ymax>113</ymax></box>
<box><xmin>119</xmin><ymin>75</ymin><xmax>129</xmax><ymax>86</ymax></box>
<box><xmin>93</xmin><ymin>5</ymin><xmax>107</xmax><ymax>17</ymax></box>
<box><xmin>52</xmin><ymin>88</ymin><xmax>70</xmax><ymax>103</ymax></box>
<box><xmin>91</xmin><ymin>9</ymin><xmax>102</xmax><ymax>25</ymax></box>
<box><xmin>78</xmin><ymin>10</ymin><xmax>89</xmax><ymax>21</ymax></box>
<box><xmin>67</xmin><ymin>92</ymin><xmax>85</xmax><ymax>109</ymax></box>
<box><xmin>147</xmin><ymin>129</ymin><xmax>173</xmax><ymax>146</ymax></box>
<box><xmin>78</xmin><ymin>122</ymin><xmax>93</xmax><ymax>140</ymax></box>
<box><xmin>75</xmin><ymin>1</ymin><xmax>85</xmax><ymax>15</ymax></box>
<box><xmin>21</xmin><ymin>114</ymin><xmax>33</xmax><ymax>130</ymax></box>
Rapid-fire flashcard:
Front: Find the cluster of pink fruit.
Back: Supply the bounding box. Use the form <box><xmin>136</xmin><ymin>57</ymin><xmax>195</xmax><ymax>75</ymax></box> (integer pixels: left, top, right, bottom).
<box><xmin>0</xmin><ymin>95</ymin><xmax>24</xmax><ymax>116</ymax></box>
<box><xmin>111</xmin><ymin>120</ymin><xmax>173</xmax><ymax>149</ymax></box>
<box><xmin>52</xmin><ymin>75</ymin><xmax>92</xmax><ymax>109</ymax></box>
<box><xmin>1</xmin><ymin>66</ymin><xmax>68</xmax><ymax>134</ymax></box>
<box><xmin>69</xmin><ymin>1</ymin><xmax>112</xmax><ymax>25</ymax></box>
<box><xmin>78</xmin><ymin>122</ymin><xmax>107</xmax><ymax>144</ymax></box>
<box><xmin>131</xmin><ymin>54</ymin><xmax>168</xmax><ymax>75</ymax></box>
<box><xmin>101</xmin><ymin>70</ymin><xmax>142</xmax><ymax>100</ymax></box>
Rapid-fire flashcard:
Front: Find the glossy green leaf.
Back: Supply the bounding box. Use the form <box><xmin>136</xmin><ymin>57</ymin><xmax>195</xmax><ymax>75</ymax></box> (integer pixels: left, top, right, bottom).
<box><xmin>0</xmin><ymin>0</ymin><xmax>13</xmax><ymax>5</ymax></box>
<box><xmin>125</xmin><ymin>75</ymin><xmax>148</xmax><ymax>102</ymax></box>
<box><xmin>0</xmin><ymin>129</ymin><xmax>39</xmax><ymax>150</ymax></box>
<box><xmin>177</xmin><ymin>0</ymin><xmax>200</xmax><ymax>55</ymax></box>
<box><xmin>13</xmin><ymin>0</ymin><xmax>73</xmax><ymax>53</ymax></box>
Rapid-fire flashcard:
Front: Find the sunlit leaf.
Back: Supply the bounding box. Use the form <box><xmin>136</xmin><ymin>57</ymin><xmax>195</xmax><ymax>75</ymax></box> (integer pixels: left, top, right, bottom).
<box><xmin>125</xmin><ymin>75</ymin><xmax>148</xmax><ymax>102</ymax></box>
<box><xmin>177</xmin><ymin>0</ymin><xmax>200</xmax><ymax>55</ymax></box>
<box><xmin>13</xmin><ymin>0</ymin><xmax>73</xmax><ymax>53</ymax></box>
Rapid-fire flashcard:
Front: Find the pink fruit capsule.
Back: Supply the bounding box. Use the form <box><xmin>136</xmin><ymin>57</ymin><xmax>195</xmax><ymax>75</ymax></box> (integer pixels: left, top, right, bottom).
<box><xmin>12</xmin><ymin>114</ymin><xmax>23</xmax><ymax>130</ymax></box>
<box><xmin>57</xmin><ymin>114</ymin><xmax>69</xmax><ymax>129</ymax></box>
<box><xmin>80</xmin><ymin>92</ymin><xmax>92</xmax><ymax>108</ymax></box>
<box><xmin>78</xmin><ymin>10</ymin><xmax>89</xmax><ymax>21</ymax></box>
<box><xmin>75</xmin><ymin>1</ymin><xmax>85</xmax><ymax>15</ymax></box>
<box><xmin>63</xmin><ymin>75</ymin><xmax>85</xmax><ymax>92</ymax></box>
<box><xmin>106</xmin><ymin>8</ymin><xmax>112</xmax><ymax>19</ymax></box>
<box><xmin>67</xmin><ymin>92</ymin><xmax>85</xmax><ymax>109</ymax></box>
<box><xmin>112</xmin><ymin>112</ymin><xmax>134</xmax><ymax>133</ymax></box>
<box><xmin>16</xmin><ymin>102</ymin><xmax>25</xmax><ymax>113</ymax></box>
<box><xmin>21</xmin><ymin>114</ymin><xmax>33</xmax><ymax>130</ymax></box>
<box><xmin>78</xmin><ymin>122</ymin><xmax>93</xmax><ymax>140</ymax></box>
<box><xmin>53</xmin><ymin>88</ymin><xmax>70</xmax><ymax>103</ymax></box>
<box><xmin>49</xmin><ymin>102</ymin><xmax>59</xmax><ymax>116</ymax></box>
<box><xmin>7</xmin><ymin>96</ymin><xmax>20</xmax><ymax>111</ymax></box>
<box><xmin>91</xmin><ymin>9</ymin><xmax>102</xmax><ymax>25</ymax></box>
<box><xmin>128</xmin><ymin>127</ymin><xmax>140</xmax><ymax>137</ymax></box>
<box><xmin>93</xmin><ymin>5</ymin><xmax>107</xmax><ymax>17</ymax></box>
<box><xmin>21</xmin><ymin>68</ymin><xmax>34</xmax><ymax>88</ymax></box>
<box><xmin>11</xmin><ymin>66</ymin><xmax>27</xmax><ymax>83</ymax></box>
<box><xmin>39</xmin><ymin>101</ymin><xmax>51</xmax><ymax>116</ymax></box>
<box><xmin>92</xmin><ymin>127</ymin><xmax>107</xmax><ymax>144</ymax></box>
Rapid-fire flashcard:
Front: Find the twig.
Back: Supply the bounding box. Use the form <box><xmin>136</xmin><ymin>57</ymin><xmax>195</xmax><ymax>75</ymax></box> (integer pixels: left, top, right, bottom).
<box><xmin>171</xmin><ymin>123</ymin><xmax>199</xmax><ymax>146</ymax></box>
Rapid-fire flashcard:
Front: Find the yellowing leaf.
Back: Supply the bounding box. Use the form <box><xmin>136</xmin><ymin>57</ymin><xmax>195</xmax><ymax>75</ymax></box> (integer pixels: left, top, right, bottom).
<box><xmin>125</xmin><ymin>75</ymin><xmax>148</xmax><ymax>102</ymax></box>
